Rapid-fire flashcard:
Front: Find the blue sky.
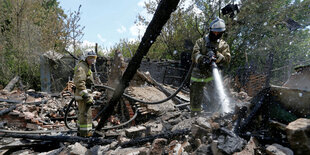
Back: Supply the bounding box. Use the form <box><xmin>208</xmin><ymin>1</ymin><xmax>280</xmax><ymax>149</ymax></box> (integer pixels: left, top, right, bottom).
<box><xmin>59</xmin><ymin>0</ymin><xmax>149</xmax><ymax>51</ymax></box>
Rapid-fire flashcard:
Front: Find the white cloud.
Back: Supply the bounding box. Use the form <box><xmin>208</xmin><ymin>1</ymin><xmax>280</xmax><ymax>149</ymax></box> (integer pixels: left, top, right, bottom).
<box><xmin>66</xmin><ymin>40</ymin><xmax>97</xmax><ymax>53</ymax></box>
<box><xmin>99</xmin><ymin>47</ymin><xmax>109</xmax><ymax>55</ymax></box>
<box><xmin>192</xmin><ymin>4</ymin><xmax>203</xmax><ymax>15</ymax></box>
<box><xmin>128</xmin><ymin>0</ymin><xmax>154</xmax><ymax>38</ymax></box>
<box><xmin>130</xmin><ymin>22</ymin><xmax>147</xmax><ymax>37</ymax></box>
<box><xmin>137</xmin><ymin>0</ymin><xmax>154</xmax><ymax>21</ymax></box>
<box><xmin>81</xmin><ymin>40</ymin><xmax>96</xmax><ymax>47</ymax></box>
<box><xmin>181</xmin><ymin>0</ymin><xmax>203</xmax><ymax>15</ymax></box>
<box><xmin>97</xmin><ymin>34</ymin><xmax>106</xmax><ymax>43</ymax></box>
<box><xmin>137</xmin><ymin>0</ymin><xmax>147</xmax><ymax>7</ymax></box>
<box><xmin>129</xmin><ymin>38</ymin><xmax>138</xmax><ymax>42</ymax></box>
<box><xmin>181</xmin><ymin>0</ymin><xmax>193</xmax><ymax>9</ymax></box>
<box><xmin>117</xmin><ymin>25</ymin><xmax>127</xmax><ymax>33</ymax></box>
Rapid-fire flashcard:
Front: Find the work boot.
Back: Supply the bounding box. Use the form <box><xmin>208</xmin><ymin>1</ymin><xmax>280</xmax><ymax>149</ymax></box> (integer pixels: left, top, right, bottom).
<box><xmin>86</xmin><ymin>131</ymin><xmax>93</xmax><ymax>137</ymax></box>
<box><xmin>78</xmin><ymin>130</ymin><xmax>93</xmax><ymax>137</ymax></box>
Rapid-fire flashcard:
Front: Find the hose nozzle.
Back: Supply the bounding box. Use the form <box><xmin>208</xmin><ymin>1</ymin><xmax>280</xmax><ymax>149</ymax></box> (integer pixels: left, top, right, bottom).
<box><xmin>211</xmin><ymin>61</ymin><xmax>218</xmax><ymax>69</ymax></box>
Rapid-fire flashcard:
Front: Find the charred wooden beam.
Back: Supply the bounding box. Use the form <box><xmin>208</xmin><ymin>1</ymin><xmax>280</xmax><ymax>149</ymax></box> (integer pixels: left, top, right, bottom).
<box><xmin>0</xmin><ymin>140</ymin><xmax>57</xmax><ymax>150</ymax></box>
<box><xmin>95</xmin><ymin>0</ymin><xmax>181</xmax><ymax>131</ymax></box>
<box><xmin>0</xmin><ymin>105</ymin><xmax>17</xmax><ymax>116</ymax></box>
<box><xmin>0</xmin><ymin>134</ymin><xmax>114</xmax><ymax>145</ymax></box>
<box><xmin>238</xmin><ymin>87</ymin><xmax>270</xmax><ymax>134</ymax></box>
<box><xmin>120</xmin><ymin>128</ymin><xmax>190</xmax><ymax>148</ymax></box>
<box><xmin>233</xmin><ymin>106</ymin><xmax>247</xmax><ymax>134</ymax></box>
<box><xmin>0</xmin><ymin>98</ymin><xmax>48</xmax><ymax>105</ymax></box>
<box><xmin>0</xmin><ymin>98</ymin><xmax>21</xmax><ymax>104</ymax></box>
<box><xmin>24</xmin><ymin>100</ymin><xmax>48</xmax><ymax>106</ymax></box>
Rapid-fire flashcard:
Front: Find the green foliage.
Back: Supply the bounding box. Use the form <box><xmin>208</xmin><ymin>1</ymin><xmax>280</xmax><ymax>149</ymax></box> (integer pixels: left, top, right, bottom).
<box><xmin>225</xmin><ymin>0</ymin><xmax>310</xmax><ymax>84</ymax></box>
<box><xmin>109</xmin><ymin>0</ymin><xmax>201</xmax><ymax>60</ymax></box>
<box><xmin>0</xmin><ymin>0</ymin><xmax>83</xmax><ymax>90</ymax></box>
<box><xmin>108</xmin><ymin>39</ymin><xmax>140</xmax><ymax>58</ymax></box>
<box><xmin>114</xmin><ymin>0</ymin><xmax>309</xmax><ymax>85</ymax></box>
<box><xmin>1</xmin><ymin>0</ymin><xmax>309</xmax><ymax>89</ymax></box>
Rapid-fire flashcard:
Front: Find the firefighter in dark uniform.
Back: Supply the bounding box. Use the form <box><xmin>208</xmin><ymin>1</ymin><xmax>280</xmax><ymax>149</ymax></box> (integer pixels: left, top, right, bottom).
<box><xmin>190</xmin><ymin>18</ymin><xmax>231</xmax><ymax>116</ymax></box>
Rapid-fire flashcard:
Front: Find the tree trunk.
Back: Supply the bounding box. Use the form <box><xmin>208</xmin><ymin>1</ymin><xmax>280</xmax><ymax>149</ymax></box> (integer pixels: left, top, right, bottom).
<box><xmin>95</xmin><ymin>0</ymin><xmax>181</xmax><ymax>131</ymax></box>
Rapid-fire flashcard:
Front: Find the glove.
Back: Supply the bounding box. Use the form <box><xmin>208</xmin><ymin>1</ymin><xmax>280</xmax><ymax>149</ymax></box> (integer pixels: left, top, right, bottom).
<box><xmin>197</xmin><ymin>56</ymin><xmax>210</xmax><ymax>70</ymax></box>
<box><xmin>86</xmin><ymin>96</ymin><xmax>95</xmax><ymax>105</ymax></box>
<box><xmin>216</xmin><ymin>53</ymin><xmax>224</xmax><ymax>64</ymax></box>
<box><xmin>80</xmin><ymin>89</ymin><xmax>90</xmax><ymax>99</ymax></box>
<box><xmin>206</xmin><ymin>51</ymin><xmax>216</xmax><ymax>62</ymax></box>
<box><xmin>197</xmin><ymin>51</ymin><xmax>216</xmax><ymax>70</ymax></box>
<box><xmin>80</xmin><ymin>90</ymin><xmax>94</xmax><ymax>105</ymax></box>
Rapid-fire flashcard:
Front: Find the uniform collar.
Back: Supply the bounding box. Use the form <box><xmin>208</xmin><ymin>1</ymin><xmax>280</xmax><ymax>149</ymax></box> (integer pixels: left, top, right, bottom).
<box><xmin>205</xmin><ymin>34</ymin><xmax>220</xmax><ymax>49</ymax></box>
<box><xmin>80</xmin><ymin>60</ymin><xmax>91</xmax><ymax>67</ymax></box>
<box><xmin>205</xmin><ymin>34</ymin><xmax>221</xmax><ymax>44</ymax></box>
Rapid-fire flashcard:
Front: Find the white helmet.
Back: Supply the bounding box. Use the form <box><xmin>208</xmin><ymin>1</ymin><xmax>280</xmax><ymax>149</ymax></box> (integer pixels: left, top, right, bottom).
<box><xmin>210</xmin><ymin>18</ymin><xmax>226</xmax><ymax>32</ymax></box>
<box><xmin>81</xmin><ymin>50</ymin><xmax>97</xmax><ymax>61</ymax></box>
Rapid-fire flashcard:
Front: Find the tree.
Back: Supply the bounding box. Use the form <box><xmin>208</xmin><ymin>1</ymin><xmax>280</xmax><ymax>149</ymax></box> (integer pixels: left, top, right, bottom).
<box><xmin>96</xmin><ymin>0</ymin><xmax>181</xmax><ymax>131</ymax></box>
<box><xmin>0</xmin><ymin>0</ymin><xmax>84</xmax><ymax>89</ymax></box>
<box><xmin>224</xmin><ymin>0</ymin><xmax>310</xmax><ymax>84</ymax></box>
<box><xmin>62</xmin><ymin>5</ymin><xmax>85</xmax><ymax>55</ymax></box>
<box><xmin>110</xmin><ymin>0</ymin><xmax>203</xmax><ymax>60</ymax></box>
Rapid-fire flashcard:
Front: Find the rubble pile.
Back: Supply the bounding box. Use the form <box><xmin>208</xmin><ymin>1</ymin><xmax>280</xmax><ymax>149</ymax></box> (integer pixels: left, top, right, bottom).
<box><xmin>0</xmin><ymin>80</ymin><xmax>309</xmax><ymax>155</ymax></box>
<box><xmin>0</xmin><ymin>56</ymin><xmax>309</xmax><ymax>154</ymax></box>
<box><xmin>0</xmin><ymin>89</ymin><xmax>72</xmax><ymax>130</ymax></box>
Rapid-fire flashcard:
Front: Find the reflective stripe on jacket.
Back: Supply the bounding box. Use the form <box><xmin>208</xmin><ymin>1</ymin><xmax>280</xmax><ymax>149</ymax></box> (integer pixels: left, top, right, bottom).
<box><xmin>191</xmin><ymin>76</ymin><xmax>213</xmax><ymax>83</ymax></box>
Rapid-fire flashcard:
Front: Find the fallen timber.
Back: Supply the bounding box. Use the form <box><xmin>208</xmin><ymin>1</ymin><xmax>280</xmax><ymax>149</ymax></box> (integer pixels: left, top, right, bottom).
<box><xmin>0</xmin><ymin>134</ymin><xmax>114</xmax><ymax>146</ymax></box>
<box><xmin>0</xmin><ymin>105</ymin><xmax>17</xmax><ymax>116</ymax></box>
<box><xmin>236</xmin><ymin>87</ymin><xmax>269</xmax><ymax>134</ymax></box>
<box><xmin>0</xmin><ymin>98</ymin><xmax>21</xmax><ymax>104</ymax></box>
<box><xmin>0</xmin><ymin>129</ymin><xmax>75</xmax><ymax>134</ymax></box>
<box><xmin>0</xmin><ymin>98</ymin><xmax>48</xmax><ymax>105</ymax></box>
<box><xmin>120</xmin><ymin>128</ymin><xmax>190</xmax><ymax>148</ymax></box>
<box><xmin>95</xmin><ymin>0</ymin><xmax>181</xmax><ymax>131</ymax></box>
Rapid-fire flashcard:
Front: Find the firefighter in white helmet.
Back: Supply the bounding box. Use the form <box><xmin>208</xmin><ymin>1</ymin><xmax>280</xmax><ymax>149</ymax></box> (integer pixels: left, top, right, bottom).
<box><xmin>73</xmin><ymin>50</ymin><xmax>97</xmax><ymax>137</ymax></box>
<box><xmin>190</xmin><ymin>18</ymin><xmax>231</xmax><ymax>116</ymax></box>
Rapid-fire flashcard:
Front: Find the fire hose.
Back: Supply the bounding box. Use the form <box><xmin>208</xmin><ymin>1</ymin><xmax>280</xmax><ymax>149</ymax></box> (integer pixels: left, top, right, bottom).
<box><xmin>64</xmin><ymin>62</ymin><xmax>194</xmax><ymax>130</ymax></box>
<box><xmin>2</xmin><ymin>58</ymin><xmax>213</xmax><ymax>134</ymax></box>
<box><xmin>64</xmin><ymin>97</ymin><xmax>138</xmax><ymax>130</ymax></box>
<box><xmin>95</xmin><ymin>62</ymin><xmax>194</xmax><ymax>105</ymax></box>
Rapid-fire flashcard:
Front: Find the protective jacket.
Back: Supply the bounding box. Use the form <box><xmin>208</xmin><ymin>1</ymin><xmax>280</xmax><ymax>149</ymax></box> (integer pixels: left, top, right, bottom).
<box><xmin>192</xmin><ymin>35</ymin><xmax>231</xmax><ymax>67</ymax></box>
<box><xmin>73</xmin><ymin>60</ymin><xmax>94</xmax><ymax>137</ymax></box>
<box><xmin>191</xmin><ymin>34</ymin><xmax>231</xmax><ymax>80</ymax></box>
<box><xmin>73</xmin><ymin>61</ymin><xmax>94</xmax><ymax>100</ymax></box>
<box><xmin>190</xmin><ymin>34</ymin><xmax>231</xmax><ymax>115</ymax></box>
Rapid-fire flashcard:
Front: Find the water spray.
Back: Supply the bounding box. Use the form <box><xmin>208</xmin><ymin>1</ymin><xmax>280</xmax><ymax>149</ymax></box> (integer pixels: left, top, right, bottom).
<box><xmin>211</xmin><ymin>61</ymin><xmax>232</xmax><ymax>113</ymax></box>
